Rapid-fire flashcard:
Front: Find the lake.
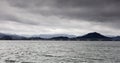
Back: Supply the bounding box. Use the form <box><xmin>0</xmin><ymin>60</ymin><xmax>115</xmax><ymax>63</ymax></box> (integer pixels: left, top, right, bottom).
<box><xmin>0</xmin><ymin>41</ymin><xmax>120</xmax><ymax>63</ymax></box>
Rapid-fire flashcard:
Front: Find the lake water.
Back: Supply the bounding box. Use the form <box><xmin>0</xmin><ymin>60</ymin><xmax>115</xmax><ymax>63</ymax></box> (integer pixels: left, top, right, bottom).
<box><xmin>0</xmin><ymin>41</ymin><xmax>120</xmax><ymax>63</ymax></box>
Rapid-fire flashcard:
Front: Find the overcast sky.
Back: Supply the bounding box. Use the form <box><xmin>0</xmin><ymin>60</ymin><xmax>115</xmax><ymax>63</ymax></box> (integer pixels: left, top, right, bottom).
<box><xmin>0</xmin><ymin>0</ymin><xmax>120</xmax><ymax>36</ymax></box>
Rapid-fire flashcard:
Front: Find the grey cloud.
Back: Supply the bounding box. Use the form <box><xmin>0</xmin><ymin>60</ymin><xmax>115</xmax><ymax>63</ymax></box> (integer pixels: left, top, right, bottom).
<box><xmin>6</xmin><ymin>0</ymin><xmax>55</xmax><ymax>8</ymax></box>
<box><xmin>55</xmin><ymin>0</ymin><xmax>120</xmax><ymax>22</ymax></box>
<box><xmin>0</xmin><ymin>0</ymin><xmax>120</xmax><ymax>35</ymax></box>
<box><xmin>7</xmin><ymin>0</ymin><xmax>120</xmax><ymax>22</ymax></box>
<box><xmin>0</xmin><ymin>14</ymin><xmax>38</xmax><ymax>25</ymax></box>
<box><xmin>3</xmin><ymin>0</ymin><xmax>120</xmax><ymax>25</ymax></box>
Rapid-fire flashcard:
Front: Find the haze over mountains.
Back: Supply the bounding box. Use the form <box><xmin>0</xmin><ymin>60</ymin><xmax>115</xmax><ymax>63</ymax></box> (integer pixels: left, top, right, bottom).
<box><xmin>0</xmin><ymin>32</ymin><xmax>119</xmax><ymax>41</ymax></box>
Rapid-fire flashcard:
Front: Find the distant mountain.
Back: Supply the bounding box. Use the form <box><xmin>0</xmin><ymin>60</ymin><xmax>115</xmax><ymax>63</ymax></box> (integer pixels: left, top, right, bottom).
<box><xmin>0</xmin><ymin>33</ymin><xmax>12</xmax><ymax>40</ymax></box>
<box><xmin>71</xmin><ymin>32</ymin><xmax>112</xmax><ymax>41</ymax></box>
<box><xmin>0</xmin><ymin>33</ymin><xmax>25</xmax><ymax>40</ymax></box>
<box><xmin>32</xmin><ymin>34</ymin><xmax>76</xmax><ymax>38</ymax></box>
<box><xmin>112</xmin><ymin>36</ymin><xmax>120</xmax><ymax>41</ymax></box>
<box><xmin>0</xmin><ymin>32</ymin><xmax>120</xmax><ymax>41</ymax></box>
<box><xmin>27</xmin><ymin>37</ymin><xmax>44</xmax><ymax>40</ymax></box>
<box><xmin>49</xmin><ymin>36</ymin><xmax>69</xmax><ymax>40</ymax></box>
<box><xmin>0</xmin><ymin>33</ymin><xmax>7</xmax><ymax>38</ymax></box>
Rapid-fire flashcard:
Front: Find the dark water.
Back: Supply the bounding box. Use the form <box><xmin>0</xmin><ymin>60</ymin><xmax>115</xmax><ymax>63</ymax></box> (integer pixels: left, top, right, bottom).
<box><xmin>0</xmin><ymin>41</ymin><xmax>120</xmax><ymax>63</ymax></box>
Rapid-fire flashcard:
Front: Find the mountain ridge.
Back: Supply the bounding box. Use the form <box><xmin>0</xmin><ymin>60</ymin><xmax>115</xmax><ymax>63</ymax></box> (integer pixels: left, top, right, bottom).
<box><xmin>0</xmin><ymin>32</ymin><xmax>119</xmax><ymax>41</ymax></box>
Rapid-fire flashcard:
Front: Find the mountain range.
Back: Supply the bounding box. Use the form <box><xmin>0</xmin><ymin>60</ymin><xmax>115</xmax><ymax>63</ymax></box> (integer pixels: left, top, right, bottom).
<box><xmin>0</xmin><ymin>32</ymin><xmax>120</xmax><ymax>41</ymax></box>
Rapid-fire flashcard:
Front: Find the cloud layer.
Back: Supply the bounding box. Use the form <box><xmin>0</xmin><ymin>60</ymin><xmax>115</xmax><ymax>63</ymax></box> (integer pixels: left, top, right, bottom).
<box><xmin>0</xmin><ymin>0</ymin><xmax>120</xmax><ymax>36</ymax></box>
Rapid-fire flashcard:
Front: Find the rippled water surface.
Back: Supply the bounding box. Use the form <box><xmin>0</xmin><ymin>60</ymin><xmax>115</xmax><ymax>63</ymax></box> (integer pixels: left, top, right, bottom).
<box><xmin>0</xmin><ymin>41</ymin><xmax>120</xmax><ymax>63</ymax></box>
